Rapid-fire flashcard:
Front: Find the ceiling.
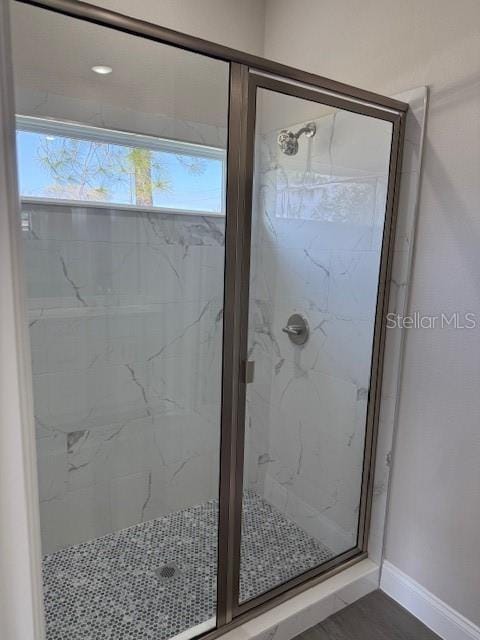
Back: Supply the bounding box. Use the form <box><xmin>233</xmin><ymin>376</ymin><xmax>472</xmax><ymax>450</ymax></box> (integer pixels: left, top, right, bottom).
<box><xmin>10</xmin><ymin>2</ymin><xmax>340</xmax><ymax>138</ymax></box>
<box><xmin>10</xmin><ymin>2</ymin><xmax>230</xmax><ymax>130</ymax></box>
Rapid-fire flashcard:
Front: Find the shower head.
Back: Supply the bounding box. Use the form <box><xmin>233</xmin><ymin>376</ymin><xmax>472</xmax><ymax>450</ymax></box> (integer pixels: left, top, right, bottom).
<box><xmin>277</xmin><ymin>122</ymin><xmax>316</xmax><ymax>156</ymax></box>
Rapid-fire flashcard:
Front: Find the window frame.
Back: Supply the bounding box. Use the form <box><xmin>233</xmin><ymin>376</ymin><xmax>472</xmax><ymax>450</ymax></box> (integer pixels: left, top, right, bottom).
<box><xmin>16</xmin><ymin>115</ymin><xmax>227</xmax><ymax>217</ymax></box>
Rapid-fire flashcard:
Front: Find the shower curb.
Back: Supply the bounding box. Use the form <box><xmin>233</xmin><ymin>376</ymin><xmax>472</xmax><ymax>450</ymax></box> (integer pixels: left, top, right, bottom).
<box><xmin>221</xmin><ymin>559</ymin><xmax>379</xmax><ymax>640</ymax></box>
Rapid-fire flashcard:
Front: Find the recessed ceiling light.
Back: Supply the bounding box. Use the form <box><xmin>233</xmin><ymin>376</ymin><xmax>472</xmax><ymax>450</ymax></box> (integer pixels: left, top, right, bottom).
<box><xmin>91</xmin><ymin>65</ymin><xmax>112</xmax><ymax>75</ymax></box>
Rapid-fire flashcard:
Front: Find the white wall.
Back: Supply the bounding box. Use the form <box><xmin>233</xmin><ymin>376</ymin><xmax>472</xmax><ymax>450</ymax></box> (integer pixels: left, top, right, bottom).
<box><xmin>92</xmin><ymin>0</ymin><xmax>266</xmax><ymax>55</ymax></box>
<box><xmin>264</xmin><ymin>0</ymin><xmax>480</xmax><ymax>626</ymax></box>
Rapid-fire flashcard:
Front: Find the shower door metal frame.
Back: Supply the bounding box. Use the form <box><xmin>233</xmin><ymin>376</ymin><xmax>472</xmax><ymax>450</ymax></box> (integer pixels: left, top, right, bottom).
<box><xmin>11</xmin><ymin>1</ymin><xmax>407</xmax><ymax>637</ymax></box>
<box><xmin>226</xmin><ymin>71</ymin><xmax>406</xmax><ymax>620</ymax></box>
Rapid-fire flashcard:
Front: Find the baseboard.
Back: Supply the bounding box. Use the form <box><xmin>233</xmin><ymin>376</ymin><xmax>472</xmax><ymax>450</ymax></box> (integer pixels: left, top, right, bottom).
<box><xmin>381</xmin><ymin>561</ymin><xmax>480</xmax><ymax>640</ymax></box>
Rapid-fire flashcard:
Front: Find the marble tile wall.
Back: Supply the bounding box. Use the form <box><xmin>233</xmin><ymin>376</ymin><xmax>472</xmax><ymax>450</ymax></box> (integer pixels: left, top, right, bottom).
<box><xmin>244</xmin><ymin>108</ymin><xmax>393</xmax><ymax>554</ymax></box>
<box><xmin>24</xmin><ymin>202</ymin><xmax>225</xmax><ymax>554</ymax></box>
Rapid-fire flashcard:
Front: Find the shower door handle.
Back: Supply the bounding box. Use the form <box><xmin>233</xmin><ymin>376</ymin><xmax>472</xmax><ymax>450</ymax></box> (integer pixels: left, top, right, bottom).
<box><xmin>244</xmin><ymin>360</ymin><xmax>255</xmax><ymax>384</ymax></box>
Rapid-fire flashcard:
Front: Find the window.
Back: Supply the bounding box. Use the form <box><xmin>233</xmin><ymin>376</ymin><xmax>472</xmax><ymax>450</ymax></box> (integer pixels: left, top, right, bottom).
<box><xmin>16</xmin><ymin>116</ymin><xmax>226</xmax><ymax>215</ymax></box>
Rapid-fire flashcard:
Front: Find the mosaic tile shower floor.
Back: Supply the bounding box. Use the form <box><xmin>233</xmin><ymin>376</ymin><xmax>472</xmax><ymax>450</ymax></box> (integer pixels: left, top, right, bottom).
<box><xmin>42</xmin><ymin>491</ymin><xmax>333</xmax><ymax>640</ymax></box>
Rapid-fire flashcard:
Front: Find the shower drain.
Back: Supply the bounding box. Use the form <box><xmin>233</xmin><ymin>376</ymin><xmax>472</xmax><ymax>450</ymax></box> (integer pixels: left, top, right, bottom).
<box><xmin>155</xmin><ymin>562</ymin><xmax>182</xmax><ymax>582</ymax></box>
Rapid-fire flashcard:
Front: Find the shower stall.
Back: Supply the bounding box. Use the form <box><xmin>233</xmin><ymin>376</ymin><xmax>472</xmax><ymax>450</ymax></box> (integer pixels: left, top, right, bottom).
<box><xmin>9</xmin><ymin>2</ymin><xmax>407</xmax><ymax>639</ymax></box>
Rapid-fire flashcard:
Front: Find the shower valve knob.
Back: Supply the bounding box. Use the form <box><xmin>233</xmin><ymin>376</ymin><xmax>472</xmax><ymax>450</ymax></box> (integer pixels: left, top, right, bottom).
<box><xmin>282</xmin><ymin>314</ymin><xmax>309</xmax><ymax>345</ymax></box>
<box><xmin>282</xmin><ymin>325</ymin><xmax>303</xmax><ymax>336</ymax></box>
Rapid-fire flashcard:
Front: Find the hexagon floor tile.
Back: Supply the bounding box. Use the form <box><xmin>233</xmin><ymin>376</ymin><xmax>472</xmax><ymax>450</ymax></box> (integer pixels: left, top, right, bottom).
<box><xmin>42</xmin><ymin>491</ymin><xmax>333</xmax><ymax>640</ymax></box>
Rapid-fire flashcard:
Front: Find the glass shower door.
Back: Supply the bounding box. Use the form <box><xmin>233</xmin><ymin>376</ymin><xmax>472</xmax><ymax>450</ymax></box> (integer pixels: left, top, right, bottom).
<box><xmin>11</xmin><ymin>4</ymin><xmax>229</xmax><ymax>639</ymax></box>
<box><xmin>239</xmin><ymin>78</ymin><xmax>395</xmax><ymax>604</ymax></box>
<box><xmin>9</xmin><ymin>0</ymin><xmax>407</xmax><ymax>628</ymax></box>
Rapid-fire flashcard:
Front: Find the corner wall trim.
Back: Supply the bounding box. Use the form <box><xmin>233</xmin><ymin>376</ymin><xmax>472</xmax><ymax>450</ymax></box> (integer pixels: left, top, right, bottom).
<box><xmin>381</xmin><ymin>561</ymin><xmax>480</xmax><ymax>640</ymax></box>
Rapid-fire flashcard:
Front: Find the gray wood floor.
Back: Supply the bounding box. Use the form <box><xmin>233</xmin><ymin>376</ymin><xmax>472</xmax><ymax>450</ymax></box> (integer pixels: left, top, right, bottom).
<box><xmin>296</xmin><ymin>590</ymin><xmax>441</xmax><ymax>640</ymax></box>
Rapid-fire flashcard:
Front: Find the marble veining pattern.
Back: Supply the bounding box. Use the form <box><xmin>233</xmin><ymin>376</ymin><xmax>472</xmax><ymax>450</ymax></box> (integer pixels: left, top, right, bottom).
<box><xmin>25</xmin><ymin>202</ymin><xmax>226</xmax><ymax>553</ymax></box>
<box><xmin>42</xmin><ymin>491</ymin><xmax>333</xmax><ymax>640</ymax></box>
<box><xmin>244</xmin><ymin>107</ymin><xmax>392</xmax><ymax>557</ymax></box>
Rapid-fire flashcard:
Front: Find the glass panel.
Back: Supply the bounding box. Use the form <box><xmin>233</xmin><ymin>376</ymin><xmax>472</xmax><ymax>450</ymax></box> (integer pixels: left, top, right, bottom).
<box><xmin>240</xmin><ymin>87</ymin><xmax>392</xmax><ymax>603</ymax></box>
<box><xmin>11</xmin><ymin>4</ymin><xmax>229</xmax><ymax>639</ymax></box>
